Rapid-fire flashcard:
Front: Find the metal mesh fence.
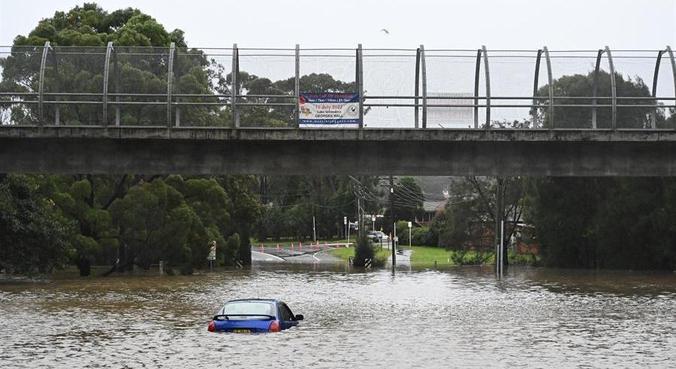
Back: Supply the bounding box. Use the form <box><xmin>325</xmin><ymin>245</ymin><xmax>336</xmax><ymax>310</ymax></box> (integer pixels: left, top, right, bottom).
<box><xmin>0</xmin><ymin>45</ymin><xmax>43</xmax><ymax>125</ymax></box>
<box><xmin>1</xmin><ymin>44</ymin><xmax>674</xmax><ymax>129</ymax></box>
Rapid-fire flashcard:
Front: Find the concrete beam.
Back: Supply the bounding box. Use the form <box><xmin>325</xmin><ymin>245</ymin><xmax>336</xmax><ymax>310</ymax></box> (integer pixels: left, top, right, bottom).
<box><xmin>1</xmin><ymin>126</ymin><xmax>676</xmax><ymax>176</ymax></box>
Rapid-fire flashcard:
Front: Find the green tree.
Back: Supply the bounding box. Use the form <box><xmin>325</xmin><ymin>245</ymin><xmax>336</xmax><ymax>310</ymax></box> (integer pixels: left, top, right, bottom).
<box><xmin>0</xmin><ymin>4</ymin><xmax>267</xmax><ymax>273</ymax></box>
<box><xmin>531</xmin><ymin>71</ymin><xmax>676</xmax><ymax>270</ymax></box>
<box><xmin>529</xmin><ymin>177</ymin><xmax>604</xmax><ymax>268</ymax></box>
<box><xmin>166</xmin><ymin>175</ymin><xmax>233</xmax><ymax>264</ymax></box>
<box><xmin>109</xmin><ymin>179</ymin><xmax>203</xmax><ymax>273</ymax></box>
<box><xmin>254</xmin><ymin>175</ymin><xmax>383</xmax><ymax>242</ymax></box>
<box><xmin>0</xmin><ymin>175</ymin><xmax>72</xmax><ymax>274</ymax></box>
<box><xmin>433</xmin><ymin>177</ymin><xmax>525</xmax><ymax>260</ymax></box>
<box><xmin>535</xmin><ymin>71</ymin><xmax>671</xmax><ymax>129</ymax></box>
<box><xmin>389</xmin><ymin>177</ymin><xmax>424</xmax><ymax>223</ymax></box>
<box><xmin>219</xmin><ymin>176</ymin><xmax>261</xmax><ymax>265</ymax></box>
<box><xmin>0</xmin><ymin>3</ymin><xmax>227</xmax><ymax>127</ymax></box>
<box><xmin>51</xmin><ymin>175</ymin><xmax>120</xmax><ymax>275</ymax></box>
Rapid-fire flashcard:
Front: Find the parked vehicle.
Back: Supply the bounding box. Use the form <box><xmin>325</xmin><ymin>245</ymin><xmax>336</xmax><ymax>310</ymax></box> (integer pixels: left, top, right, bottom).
<box><xmin>207</xmin><ymin>299</ymin><xmax>303</xmax><ymax>333</ymax></box>
<box><xmin>367</xmin><ymin>231</ymin><xmax>389</xmax><ymax>244</ymax></box>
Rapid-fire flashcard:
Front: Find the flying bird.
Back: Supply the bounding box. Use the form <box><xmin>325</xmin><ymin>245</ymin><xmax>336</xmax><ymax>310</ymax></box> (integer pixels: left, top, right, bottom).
<box><xmin>380</xmin><ymin>28</ymin><xmax>389</xmax><ymax>35</ymax></box>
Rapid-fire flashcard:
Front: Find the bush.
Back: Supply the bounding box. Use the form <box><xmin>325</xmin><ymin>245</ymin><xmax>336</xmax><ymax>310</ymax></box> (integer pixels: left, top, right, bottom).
<box><xmin>353</xmin><ymin>235</ymin><xmax>375</xmax><ymax>267</ymax></box>
<box><xmin>450</xmin><ymin>250</ymin><xmax>493</xmax><ymax>265</ymax></box>
<box><xmin>508</xmin><ymin>250</ymin><xmax>539</xmax><ymax>266</ymax></box>
<box><xmin>411</xmin><ymin>226</ymin><xmax>437</xmax><ymax>246</ymax></box>
<box><xmin>395</xmin><ymin>222</ymin><xmax>437</xmax><ymax>247</ymax></box>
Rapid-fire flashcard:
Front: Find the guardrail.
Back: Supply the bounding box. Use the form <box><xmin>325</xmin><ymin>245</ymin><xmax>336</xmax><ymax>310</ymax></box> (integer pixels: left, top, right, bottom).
<box><xmin>0</xmin><ymin>44</ymin><xmax>674</xmax><ymax>129</ymax></box>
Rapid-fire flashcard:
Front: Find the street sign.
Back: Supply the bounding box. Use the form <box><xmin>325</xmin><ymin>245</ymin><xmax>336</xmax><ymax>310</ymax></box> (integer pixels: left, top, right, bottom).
<box><xmin>207</xmin><ymin>241</ymin><xmax>216</xmax><ymax>261</ymax></box>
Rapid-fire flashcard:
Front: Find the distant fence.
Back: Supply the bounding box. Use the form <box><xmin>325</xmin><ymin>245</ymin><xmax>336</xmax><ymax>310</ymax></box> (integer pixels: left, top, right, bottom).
<box><xmin>1</xmin><ymin>43</ymin><xmax>674</xmax><ymax>129</ymax></box>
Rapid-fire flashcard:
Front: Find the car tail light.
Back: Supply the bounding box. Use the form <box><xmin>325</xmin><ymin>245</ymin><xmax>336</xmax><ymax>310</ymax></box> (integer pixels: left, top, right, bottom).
<box><xmin>208</xmin><ymin>320</ymin><xmax>215</xmax><ymax>332</ymax></box>
<box><xmin>268</xmin><ymin>320</ymin><xmax>281</xmax><ymax>332</ymax></box>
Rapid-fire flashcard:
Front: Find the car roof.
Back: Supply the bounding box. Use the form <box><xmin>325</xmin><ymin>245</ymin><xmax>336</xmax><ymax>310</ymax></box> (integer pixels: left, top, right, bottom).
<box><xmin>226</xmin><ymin>298</ymin><xmax>280</xmax><ymax>304</ymax></box>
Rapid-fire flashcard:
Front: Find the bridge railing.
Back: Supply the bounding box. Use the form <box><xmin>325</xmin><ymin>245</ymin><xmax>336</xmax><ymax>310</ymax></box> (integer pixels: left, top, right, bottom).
<box><xmin>1</xmin><ymin>44</ymin><xmax>674</xmax><ymax>129</ymax></box>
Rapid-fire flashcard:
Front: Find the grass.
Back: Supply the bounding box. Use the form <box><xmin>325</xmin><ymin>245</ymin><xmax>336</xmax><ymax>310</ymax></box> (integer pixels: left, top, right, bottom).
<box><xmin>258</xmin><ymin>239</ymin><xmax>540</xmax><ymax>267</ymax></box>
<box><xmin>409</xmin><ymin>246</ymin><xmax>539</xmax><ymax>266</ymax></box>
<box><xmin>409</xmin><ymin>246</ymin><xmax>455</xmax><ymax>266</ymax></box>
<box><xmin>328</xmin><ymin>246</ymin><xmax>354</xmax><ymax>260</ymax></box>
<box><xmin>328</xmin><ymin>246</ymin><xmax>391</xmax><ymax>265</ymax></box>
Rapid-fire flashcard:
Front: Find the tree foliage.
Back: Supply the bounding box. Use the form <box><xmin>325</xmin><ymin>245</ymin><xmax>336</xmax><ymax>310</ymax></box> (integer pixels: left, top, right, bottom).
<box><xmin>530</xmin><ymin>178</ymin><xmax>676</xmax><ymax>270</ymax></box>
<box><xmin>0</xmin><ymin>175</ymin><xmax>72</xmax><ymax>274</ymax></box>
<box><xmin>0</xmin><ymin>4</ymin><xmax>262</xmax><ymax>275</ymax></box>
<box><xmin>530</xmin><ymin>72</ymin><xmax>676</xmax><ymax>270</ymax></box>
<box><xmin>433</xmin><ymin>177</ymin><xmax>525</xmax><ymax>254</ymax></box>
<box><xmin>535</xmin><ymin>71</ymin><xmax>673</xmax><ymax>129</ymax></box>
<box><xmin>388</xmin><ymin>177</ymin><xmax>424</xmax><ymax>223</ymax></box>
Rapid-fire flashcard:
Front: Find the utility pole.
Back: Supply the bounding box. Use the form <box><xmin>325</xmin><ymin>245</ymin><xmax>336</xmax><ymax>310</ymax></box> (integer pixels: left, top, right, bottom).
<box><xmin>347</xmin><ymin>221</ymin><xmax>351</xmax><ymax>246</ymax></box>
<box><xmin>312</xmin><ymin>215</ymin><xmax>316</xmax><ymax>242</ymax></box>
<box><xmin>495</xmin><ymin>177</ymin><xmax>504</xmax><ymax>279</ymax></box>
<box><xmin>357</xmin><ymin>197</ymin><xmax>361</xmax><ymax>238</ymax></box>
<box><xmin>389</xmin><ymin>175</ymin><xmax>396</xmax><ymax>268</ymax></box>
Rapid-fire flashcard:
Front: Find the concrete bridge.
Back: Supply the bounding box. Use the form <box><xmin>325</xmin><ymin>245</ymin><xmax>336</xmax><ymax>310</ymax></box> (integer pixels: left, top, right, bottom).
<box><xmin>2</xmin><ymin>46</ymin><xmax>675</xmax><ymax>176</ymax></box>
<box><xmin>2</xmin><ymin>126</ymin><xmax>676</xmax><ymax>176</ymax></box>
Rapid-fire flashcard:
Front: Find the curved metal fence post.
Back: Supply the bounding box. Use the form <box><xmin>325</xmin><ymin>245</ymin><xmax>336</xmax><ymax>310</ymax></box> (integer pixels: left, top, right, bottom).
<box><xmin>38</xmin><ymin>41</ymin><xmax>50</xmax><ymax>125</ymax></box>
<box><xmin>591</xmin><ymin>48</ymin><xmax>604</xmax><ymax>129</ymax></box>
<box><xmin>667</xmin><ymin>46</ymin><xmax>676</xmax><ymax>130</ymax></box>
<box><xmin>605</xmin><ymin>46</ymin><xmax>617</xmax><ymax>130</ymax></box>
<box><xmin>357</xmin><ymin>44</ymin><xmax>364</xmax><ymax>128</ymax></box>
<box><xmin>295</xmin><ymin>44</ymin><xmax>300</xmax><ymax>127</ymax></box>
<box><xmin>232</xmin><ymin>43</ymin><xmax>239</xmax><ymax>128</ymax></box>
<box><xmin>174</xmin><ymin>46</ymin><xmax>181</xmax><ymax>127</ymax></box>
<box><xmin>532</xmin><ymin>49</ymin><xmax>543</xmax><ymax>127</ymax></box>
<box><xmin>420</xmin><ymin>45</ymin><xmax>427</xmax><ymax>129</ymax></box>
<box><xmin>482</xmin><ymin>45</ymin><xmax>491</xmax><ymax>129</ymax></box>
<box><xmin>474</xmin><ymin>48</ymin><xmax>481</xmax><ymax>129</ymax></box>
<box><xmin>414</xmin><ymin>48</ymin><xmax>421</xmax><ymax>128</ymax></box>
<box><xmin>50</xmin><ymin>45</ymin><xmax>60</xmax><ymax>125</ymax></box>
<box><xmin>102</xmin><ymin>42</ymin><xmax>113</xmax><ymax>126</ymax></box>
<box><xmin>544</xmin><ymin>46</ymin><xmax>554</xmax><ymax>129</ymax></box>
<box><xmin>650</xmin><ymin>49</ymin><xmax>665</xmax><ymax>128</ymax></box>
<box><xmin>113</xmin><ymin>47</ymin><xmax>120</xmax><ymax>126</ymax></box>
<box><xmin>166</xmin><ymin>42</ymin><xmax>175</xmax><ymax>127</ymax></box>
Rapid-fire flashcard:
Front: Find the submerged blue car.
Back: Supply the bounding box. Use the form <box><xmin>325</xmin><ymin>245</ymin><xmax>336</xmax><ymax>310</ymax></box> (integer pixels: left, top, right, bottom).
<box><xmin>207</xmin><ymin>299</ymin><xmax>303</xmax><ymax>333</ymax></box>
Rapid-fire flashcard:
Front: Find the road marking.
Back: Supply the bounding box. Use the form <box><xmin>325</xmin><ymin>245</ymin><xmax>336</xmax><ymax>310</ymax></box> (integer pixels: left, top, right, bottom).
<box><xmin>251</xmin><ymin>250</ymin><xmax>286</xmax><ymax>262</ymax></box>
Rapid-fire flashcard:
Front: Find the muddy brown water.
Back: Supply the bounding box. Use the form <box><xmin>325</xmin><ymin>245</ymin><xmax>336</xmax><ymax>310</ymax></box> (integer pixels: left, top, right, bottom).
<box><xmin>1</xmin><ymin>264</ymin><xmax>675</xmax><ymax>368</ymax></box>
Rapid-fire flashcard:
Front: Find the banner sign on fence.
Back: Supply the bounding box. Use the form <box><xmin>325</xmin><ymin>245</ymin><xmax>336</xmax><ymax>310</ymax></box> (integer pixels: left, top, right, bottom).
<box><xmin>299</xmin><ymin>93</ymin><xmax>360</xmax><ymax>127</ymax></box>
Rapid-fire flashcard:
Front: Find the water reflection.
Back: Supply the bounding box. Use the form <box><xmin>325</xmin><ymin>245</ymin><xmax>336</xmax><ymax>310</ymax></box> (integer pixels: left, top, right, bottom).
<box><xmin>1</xmin><ymin>265</ymin><xmax>675</xmax><ymax>368</ymax></box>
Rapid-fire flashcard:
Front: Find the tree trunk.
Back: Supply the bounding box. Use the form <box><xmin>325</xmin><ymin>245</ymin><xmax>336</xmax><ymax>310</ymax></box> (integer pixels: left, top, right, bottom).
<box><xmin>238</xmin><ymin>227</ymin><xmax>252</xmax><ymax>266</ymax></box>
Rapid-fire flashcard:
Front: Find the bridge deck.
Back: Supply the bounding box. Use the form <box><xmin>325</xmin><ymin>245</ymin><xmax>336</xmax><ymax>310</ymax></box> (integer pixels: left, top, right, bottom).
<box><xmin>2</xmin><ymin>126</ymin><xmax>676</xmax><ymax>176</ymax></box>
<box><xmin>3</xmin><ymin>126</ymin><xmax>676</xmax><ymax>141</ymax></box>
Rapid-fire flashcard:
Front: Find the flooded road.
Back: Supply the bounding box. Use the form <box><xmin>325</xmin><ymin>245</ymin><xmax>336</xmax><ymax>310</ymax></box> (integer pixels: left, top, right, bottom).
<box><xmin>1</xmin><ymin>265</ymin><xmax>675</xmax><ymax>368</ymax></box>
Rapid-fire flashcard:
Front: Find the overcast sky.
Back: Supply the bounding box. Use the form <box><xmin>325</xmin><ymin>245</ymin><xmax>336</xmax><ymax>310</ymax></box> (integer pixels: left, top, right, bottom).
<box><xmin>1</xmin><ymin>0</ymin><xmax>675</xmax><ymax>49</ymax></box>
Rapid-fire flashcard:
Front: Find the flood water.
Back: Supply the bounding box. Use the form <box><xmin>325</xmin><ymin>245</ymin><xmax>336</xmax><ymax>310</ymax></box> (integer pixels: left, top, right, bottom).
<box><xmin>1</xmin><ymin>264</ymin><xmax>675</xmax><ymax>368</ymax></box>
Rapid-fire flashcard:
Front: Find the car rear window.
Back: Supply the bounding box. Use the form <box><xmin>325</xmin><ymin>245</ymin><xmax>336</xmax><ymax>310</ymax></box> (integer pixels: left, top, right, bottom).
<box><xmin>220</xmin><ymin>301</ymin><xmax>275</xmax><ymax>320</ymax></box>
